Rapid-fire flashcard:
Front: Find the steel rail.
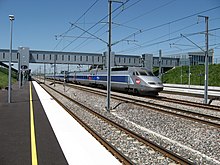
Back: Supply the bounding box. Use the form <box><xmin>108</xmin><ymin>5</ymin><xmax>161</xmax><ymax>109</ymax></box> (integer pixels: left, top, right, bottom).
<box><xmin>61</xmin><ymin>82</ymin><xmax>220</xmax><ymax>128</ymax></box>
<box><xmin>40</xmin><ymin>84</ymin><xmax>133</xmax><ymax>165</ymax></box>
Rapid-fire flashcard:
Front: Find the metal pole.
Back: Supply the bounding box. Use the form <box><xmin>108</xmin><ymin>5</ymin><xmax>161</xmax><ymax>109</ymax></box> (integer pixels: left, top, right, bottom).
<box><xmin>106</xmin><ymin>0</ymin><xmax>112</xmax><ymax>112</ymax></box>
<box><xmin>180</xmin><ymin>55</ymin><xmax>182</xmax><ymax>84</ymax></box>
<box><xmin>53</xmin><ymin>55</ymin><xmax>56</xmax><ymax>87</ymax></box>
<box><xmin>188</xmin><ymin>56</ymin><xmax>191</xmax><ymax>88</ymax></box>
<box><xmin>159</xmin><ymin>50</ymin><xmax>162</xmax><ymax>79</ymax></box>
<box><xmin>18</xmin><ymin>52</ymin><xmax>21</xmax><ymax>88</ymax></box>
<box><xmin>204</xmin><ymin>16</ymin><xmax>209</xmax><ymax>104</ymax></box>
<box><xmin>8</xmin><ymin>15</ymin><xmax>14</xmax><ymax>103</ymax></box>
<box><xmin>44</xmin><ymin>63</ymin><xmax>46</xmax><ymax>84</ymax></box>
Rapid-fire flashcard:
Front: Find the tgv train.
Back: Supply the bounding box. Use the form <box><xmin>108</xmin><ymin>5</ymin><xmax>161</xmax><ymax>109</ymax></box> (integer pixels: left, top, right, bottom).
<box><xmin>47</xmin><ymin>66</ymin><xmax>163</xmax><ymax>95</ymax></box>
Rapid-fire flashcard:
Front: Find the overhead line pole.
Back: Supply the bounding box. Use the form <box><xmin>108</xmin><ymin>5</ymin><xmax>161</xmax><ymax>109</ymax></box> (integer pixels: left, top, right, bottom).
<box><xmin>182</xmin><ymin>15</ymin><xmax>209</xmax><ymax>104</ymax></box>
<box><xmin>107</xmin><ymin>0</ymin><xmax>112</xmax><ymax>112</ymax></box>
<box><xmin>202</xmin><ymin>16</ymin><xmax>209</xmax><ymax>104</ymax></box>
<box><xmin>107</xmin><ymin>0</ymin><xmax>124</xmax><ymax>112</ymax></box>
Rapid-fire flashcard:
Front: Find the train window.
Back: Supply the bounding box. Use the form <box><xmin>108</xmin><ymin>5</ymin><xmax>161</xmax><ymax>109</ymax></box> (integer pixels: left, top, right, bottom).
<box><xmin>139</xmin><ymin>71</ymin><xmax>154</xmax><ymax>76</ymax></box>
<box><xmin>112</xmin><ymin>67</ymin><xmax>128</xmax><ymax>71</ymax></box>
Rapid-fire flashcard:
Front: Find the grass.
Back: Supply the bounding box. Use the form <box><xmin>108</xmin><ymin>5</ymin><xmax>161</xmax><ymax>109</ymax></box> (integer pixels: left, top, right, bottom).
<box><xmin>0</xmin><ymin>67</ymin><xmax>17</xmax><ymax>89</ymax></box>
<box><xmin>160</xmin><ymin>64</ymin><xmax>220</xmax><ymax>86</ymax></box>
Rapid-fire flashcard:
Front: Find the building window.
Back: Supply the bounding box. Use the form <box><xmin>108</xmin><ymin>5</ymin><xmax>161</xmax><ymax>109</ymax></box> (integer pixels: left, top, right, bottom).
<box><xmin>3</xmin><ymin>53</ymin><xmax>5</xmax><ymax>59</ymax></box>
<box><xmin>17</xmin><ymin>53</ymin><xmax>19</xmax><ymax>59</ymax></box>
<box><xmin>98</xmin><ymin>56</ymin><xmax>100</xmax><ymax>62</ymax></box>
<box><xmin>43</xmin><ymin>54</ymin><xmax>45</xmax><ymax>60</ymax></box>
<box><xmin>37</xmin><ymin>54</ymin><xmax>39</xmax><ymax>60</ymax></box>
<box><xmin>30</xmin><ymin>53</ymin><xmax>32</xmax><ymax>60</ymax></box>
<box><xmin>119</xmin><ymin>57</ymin><xmax>121</xmax><ymax>63</ymax></box>
<box><xmin>68</xmin><ymin>55</ymin><xmax>70</xmax><ymax>61</ymax></box>
<box><xmin>74</xmin><ymin>56</ymin><xmax>76</xmax><ymax>61</ymax></box>
<box><xmin>50</xmin><ymin>54</ymin><xmax>51</xmax><ymax>60</ymax></box>
<box><xmin>86</xmin><ymin>56</ymin><xmax>88</xmax><ymax>61</ymax></box>
<box><xmin>80</xmin><ymin>56</ymin><xmax>82</xmax><ymax>61</ymax></box>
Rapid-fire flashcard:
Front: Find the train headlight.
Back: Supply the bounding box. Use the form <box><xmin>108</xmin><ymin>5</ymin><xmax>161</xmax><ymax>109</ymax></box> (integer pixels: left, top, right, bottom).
<box><xmin>135</xmin><ymin>79</ymin><xmax>141</xmax><ymax>84</ymax></box>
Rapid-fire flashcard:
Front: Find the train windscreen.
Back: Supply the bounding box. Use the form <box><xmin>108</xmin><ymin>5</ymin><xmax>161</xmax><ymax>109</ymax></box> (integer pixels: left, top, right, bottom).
<box><xmin>139</xmin><ymin>71</ymin><xmax>154</xmax><ymax>76</ymax></box>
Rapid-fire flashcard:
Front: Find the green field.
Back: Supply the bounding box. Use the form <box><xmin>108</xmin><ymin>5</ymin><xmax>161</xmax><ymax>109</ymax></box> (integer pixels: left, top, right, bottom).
<box><xmin>160</xmin><ymin>64</ymin><xmax>220</xmax><ymax>86</ymax></box>
<box><xmin>0</xmin><ymin>67</ymin><xmax>17</xmax><ymax>89</ymax></box>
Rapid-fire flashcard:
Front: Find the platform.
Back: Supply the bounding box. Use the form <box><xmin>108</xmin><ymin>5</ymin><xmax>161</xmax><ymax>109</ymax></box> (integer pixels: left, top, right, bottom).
<box><xmin>0</xmin><ymin>81</ymin><xmax>120</xmax><ymax>165</ymax></box>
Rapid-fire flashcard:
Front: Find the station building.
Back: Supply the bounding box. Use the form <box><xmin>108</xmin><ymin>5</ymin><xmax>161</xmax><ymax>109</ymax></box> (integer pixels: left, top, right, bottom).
<box><xmin>172</xmin><ymin>49</ymin><xmax>214</xmax><ymax>66</ymax></box>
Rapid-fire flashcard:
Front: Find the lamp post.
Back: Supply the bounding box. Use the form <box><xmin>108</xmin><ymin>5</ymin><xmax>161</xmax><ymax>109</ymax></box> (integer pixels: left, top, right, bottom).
<box><xmin>8</xmin><ymin>15</ymin><xmax>14</xmax><ymax>103</ymax></box>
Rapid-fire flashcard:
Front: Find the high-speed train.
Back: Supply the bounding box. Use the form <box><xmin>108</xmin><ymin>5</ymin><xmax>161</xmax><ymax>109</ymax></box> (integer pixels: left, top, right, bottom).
<box><xmin>47</xmin><ymin>66</ymin><xmax>163</xmax><ymax>95</ymax></box>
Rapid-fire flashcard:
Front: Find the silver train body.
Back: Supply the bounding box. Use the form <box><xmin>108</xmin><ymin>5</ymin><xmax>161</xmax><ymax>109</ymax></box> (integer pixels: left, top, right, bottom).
<box><xmin>48</xmin><ymin>66</ymin><xmax>163</xmax><ymax>95</ymax></box>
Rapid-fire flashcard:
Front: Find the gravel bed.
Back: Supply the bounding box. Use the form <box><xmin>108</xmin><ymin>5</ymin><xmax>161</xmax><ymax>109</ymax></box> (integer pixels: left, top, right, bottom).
<box><xmin>44</xmin><ymin>84</ymin><xmax>176</xmax><ymax>164</ymax></box>
<box><xmin>46</xmin><ymin>82</ymin><xmax>220</xmax><ymax>165</ymax></box>
<box><xmin>159</xmin><ymin>93</ymin><xmax>220</xmax><ymax>107</ymax></box>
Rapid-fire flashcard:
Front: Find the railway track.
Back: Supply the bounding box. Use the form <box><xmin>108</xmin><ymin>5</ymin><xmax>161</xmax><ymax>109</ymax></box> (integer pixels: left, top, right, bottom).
<box><xmin>54</xmin><ymin>81</ymin><xmax>220</xmax><ymax>128</ymax></box>
<box><xmin>154</xmin><ymin>95</ymin><xmax>220</xmax><ymax>111</ymax></box>
<box><xmin>39</xmin><ymin>82</ymin><xmax>193</xmax><ymax>165</ymax></box>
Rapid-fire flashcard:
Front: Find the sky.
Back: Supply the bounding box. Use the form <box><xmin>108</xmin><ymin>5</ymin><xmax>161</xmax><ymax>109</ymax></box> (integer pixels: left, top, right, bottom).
<box><xmin>0</xmin><ymin>0</ymin><xmax>220</xmax><ymax>71</ymax></box>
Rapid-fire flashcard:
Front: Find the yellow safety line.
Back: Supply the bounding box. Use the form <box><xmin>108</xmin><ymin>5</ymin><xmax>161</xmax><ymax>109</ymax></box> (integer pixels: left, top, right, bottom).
<box><xmin>30</xmin><ymin>82</ymin><xmax>38</xmax><ymax>165</ymax></box>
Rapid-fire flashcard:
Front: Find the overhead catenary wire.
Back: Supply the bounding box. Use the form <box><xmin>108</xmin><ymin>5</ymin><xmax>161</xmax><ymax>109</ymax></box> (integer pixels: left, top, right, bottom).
<box><xmin>70</xmin><ymin>0</ymin><xmax>144</xmax><ymax>51</ymax></box>
<box><xmin>54</xmin><ymin>1</ymin><xmax>220</xmax><ymax>60</ymax></box>
<box><xmin>61</xmin><ymin>0</ymin><xmax>131</xmax><ymax>51</ymax></box>
<box><xmin>118</xmin><ymin>27</ymin><xmax>220</xmax><ymax>53</ymax></box>
<box><xmin>53</xmin><ymin>0</ymin><xmax>100</xmax><ymax>50</ymax></box>
<box><xmin>113</xmin><ymin>5</ymin><xmax>220</xmax><ymax>47</ymax></box>
<box><xmin>69</xmin><ymin>0</ymin><xmax>135</xmax><ymax>51</ymax></box>
<box><xmin>73</xmin><ymin>0</ymin><xmax>175</xmax><ymax>52</ymax></box>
